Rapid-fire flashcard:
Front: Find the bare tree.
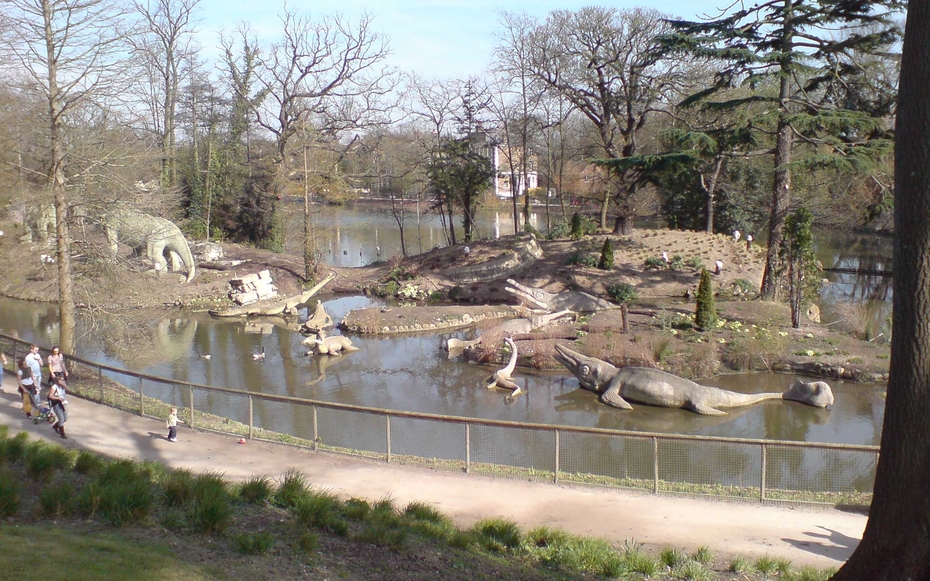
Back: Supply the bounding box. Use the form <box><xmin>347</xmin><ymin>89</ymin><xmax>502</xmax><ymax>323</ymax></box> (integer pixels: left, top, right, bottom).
<box><xmin>526</xmin><ymin>6</ymin><xmax>681</xmax><ymax>233</ymax></box>
<box><xmin>132</xmin><ymin>0</ymin><xmax>201</xmax><ymax>189</ymax></box>
<box><xmin>229</xmin><ymin>8</ymin><xmax>395</xmax><ymax>275</ymax></box>
<box><xmin>1</xmin><ymin>0</ymin><xmax>130</xmax><ymax>355</ymax></box>
<box><xmin>494</xmin><ymin>10</ymin><xmax>545</xmax><ymax>232</ymax></box>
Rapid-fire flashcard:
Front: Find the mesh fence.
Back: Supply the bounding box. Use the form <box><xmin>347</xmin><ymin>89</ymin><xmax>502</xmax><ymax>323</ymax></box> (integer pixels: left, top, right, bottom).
<box><xmin>0</xmin><ymin>332</ymin><xmax>880</xmax><ymax>508</ymax></box>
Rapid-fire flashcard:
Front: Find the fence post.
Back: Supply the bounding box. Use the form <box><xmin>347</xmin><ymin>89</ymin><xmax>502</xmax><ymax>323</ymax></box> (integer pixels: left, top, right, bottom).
<box><xmin>312</xmin><ymin>405</ymin><xmax>318</xmax><ymax>451</ymax></box>
<box><xmin>386</xmin><ymin>415</ymin><xmax>392</xmax><ymax>463</ymax></box>
<box><xmin>554</xmin><ymin>429</ymin><xmax>560</xmax><ymax>484</ymax></box>
<box><xmin>760</xmin><ymin>443</ymin><xmax>767</xmax><ymax>503</ymax></box>
<box><xmin>98</xmin><ymin>365</ymin><xmax>104</xmax><ymax>403</ymax></box>
<box><xmin>248</xmin><ymin>395</ymin><xmax>254</xmax><ymax>439</ymax></box>
<box><xmin>188</xmin><ymin>385</ymin><xmax>195</xmax><ymax>428</ymax></box>
<box><xmin>653</xmin><ymin>437</ymin><xmax>660</xmax><ymax>494</ymax></box>
<box><xmin>138</xmin><ymin>376</ymin><xmax>144</xmax><ymax>416</ymax></box>
<box><xmin>465</xmin><ymin>423</ymin><xmax>471</xmax><ymax>474</ymax></box>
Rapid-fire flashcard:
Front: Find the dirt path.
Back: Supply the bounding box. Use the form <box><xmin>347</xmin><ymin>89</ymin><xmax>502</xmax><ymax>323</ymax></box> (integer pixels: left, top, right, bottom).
<box><xmin>0</xmin><ymin>376</ymin><xmax>865</xmax><ymax>569</ymax></box>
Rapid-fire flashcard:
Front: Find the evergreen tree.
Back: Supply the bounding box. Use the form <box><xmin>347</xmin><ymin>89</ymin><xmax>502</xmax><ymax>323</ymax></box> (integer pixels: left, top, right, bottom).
<box><xmin>694</xmin><ymin>268</ymin><xmax>717</xmax><ymax>330</ymax></box>
<box><xmin>779</xmin><ymin>207</ymin><xmax>817</xmax><ymax>328</ymax></box>
<box><xmin>663</xmin><ymin>1</ymin><xmax>903</xmax><ymax>300</ymax></box>
<box><xmin>597</xmin><ymin>238</ymin><xmax>614</xmax><ymax>270</ymax></box>
<box><xmin>570</xmin><ymin>212</ymin><xmax>583</xmax><ymax>241</ymax></box>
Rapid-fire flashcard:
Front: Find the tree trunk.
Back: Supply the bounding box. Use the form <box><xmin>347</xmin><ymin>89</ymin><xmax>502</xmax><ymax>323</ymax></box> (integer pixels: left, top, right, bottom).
<box><xmin>613</xmin><ymin>215</ymin><xmax>633</xmax><ymax>235</ymax></box>
<box><xmin>760</xmin><ymin>1</ymin><xmax>794</xmax><ymax>301</ymax></box>
<box><xmin>42</xmin><ymin>0</ymin><xmax>74</xmax><ymax>356</ymax></box>
<box><xmin>831</xmin><ymin>3</ymin><xmax>930</xmax><ymax>579</ymax></box>
<box><xmin>704</xmin><ymin>156</ymin><xmax>725</xmax><ymax>234</ymax></box>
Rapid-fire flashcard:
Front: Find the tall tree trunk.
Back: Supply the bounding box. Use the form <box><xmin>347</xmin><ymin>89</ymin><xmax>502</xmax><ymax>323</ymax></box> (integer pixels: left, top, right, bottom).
<box><xmin>760</xmin><ymin>0</ymin><xmax>794</xmax><ymax>301</ymax></box>
<box><xmin>704</xmin><ymin>156</ymin><xmax>725</xmax><ymax>234</ymax></box>
<box><xmin>43</xmin><ymin>0</ymin><xmax>74</xmax><ymax>356</ymax></box>
<box><xmin>831</xmin><ymin>3</ymin><xmax>930</xmax><ymax>578</ymax></box>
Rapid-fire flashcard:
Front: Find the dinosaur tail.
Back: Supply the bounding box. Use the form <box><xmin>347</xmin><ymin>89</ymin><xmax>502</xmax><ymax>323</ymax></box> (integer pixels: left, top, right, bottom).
<box><xmin>179</xmin><ymin>239</ymin><xmax>196</xmax><ymax>283</ymax></box>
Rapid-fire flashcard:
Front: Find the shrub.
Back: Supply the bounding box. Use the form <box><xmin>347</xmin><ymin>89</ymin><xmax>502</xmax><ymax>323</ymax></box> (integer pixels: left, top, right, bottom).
<box><xmin>570</xmin><ymin>212</ymin><xmax>584</xmax><ymax>240</ymax></box>
<box><xmin>659</xmin><ymin>547</ymin><xmax>686</xmax><ymax>568</ymax></box>
<box><xmin>292</xmin><ymin>489</ymin><xmax>345</xmax><ymax>534</ymax></box>
<box><xmin>355</xmin><ymin>522</ymin><xmax>408</xmax><ymax>550</ymax></box>
<box><xmin>472</xmin><ymin>517</ymin><xmax>522</xmax><ymax>552</ymax></box>
<box><xmin>691</xmin><ymin>545</ymin><xmax>713</xmax><ymax>564</ymax></box>
<box><xmin>0</xmin><ymin>432</ymin><xmax>29</xmax><ymax>464</ymax></box>
<box><xmin>274</xmin><ymin>469</ymin><xmax>309</xmax><ymax>508</ymax></box>
<box><xmin>188</xmin><ymin>472</ymin><xmax>232</xmax><ymax>535</ymax></box>
<box><xmin>522</xmin><ymin>221</ymin><xmax>542</xmax><ymax>237</ymax></box>
<box><xmin>161</xmin><ymin>469</ymin><xmax>195</xmax><ymax>508</ymax></box>
<box><xmin>0</xmin><ymin>468</ymin><xmax>20</xmax><ymax>516</ymax></box>
<box><xmin>297</xmin><ymin>530</ymin><xmax>319</xmax><ymax>553</ymax></box>
<box><xmin>607</xmin><ymin>283</ymin><xmax>637</xmax><ymax>304</ymax></box>
<box><xmin>74</xmin><ymin>450</ymin><xmax>105</xmax><ymax>475</ymax></box>
<box><xmin>343</xmin><ymin>498</ymin><xmax>372</xmax><ymax>520</ymax></box>
<box><xmin>25</xmin><ymin>442</ymin><xmax>64</xmax><ymax>482</ymax></box>
<box><xmin>694</xmin><ymin>268</ymin><xmax>717</xmax><ymax>330</ymax></box>
<box><xmin>238</xmin><ymin>475</ymin><xmax>273</xmax><ymax>505</ymax></box>
<box><xmin>39</xmin><ymin>480</ymin><xmax>74</xmax><ymax>517</ymax></box>
<box><xmin>546</xmin><ymin>219</ymin><xmax>571</xmax><ymax>240</ymax></box>
<box><xmin>669</xmin><ymin>254</ymin><xmax>685</xmax><ymax>270</ymax></box>
<box><xmin>644</xmin><ymin>256</ymin><xmax>666</xmax><ymax>270</ymax></box>
<box><xmin>159</xmin><ymin>507</ymin><xmax>186</xmax><ymax>530</ymax></box>
<box><xmin>729</xmin><ymin>556</ymin><xmax>751</xmax><ymax>573</ymax></box>
<box><xmin>233</xmin><ymin>531</ymin><xmax>275</xmax><ymax>555</ymax></box>
<box><xmin>568</xmin><ymin>252</ymin><xmax>598</xmax><ymax>268</ymax></box>
<box><xmin>597</xmin><ymin>238</ymin><xmax>614</xmax><ymax>270</ymax></box>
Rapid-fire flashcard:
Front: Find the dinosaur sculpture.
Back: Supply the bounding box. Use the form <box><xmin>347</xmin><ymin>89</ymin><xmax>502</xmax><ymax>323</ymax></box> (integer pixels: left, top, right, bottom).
<box><xmin>553</xmin><ymin>344</ymin><xmax>834</xmax><ymax>415</ymax></box>
<box><xmin>446</xmin><ymin>309</ymin><xmax>574</xmax><ymax>352</ymax></box>
<box><xmin>485</xmin><ymin>337</ymin><xmax>523</xmax><ymax>397</ymax></box>
<box><xmin>302</xmin><ymin>330</ymin><xmax>359</xmax><ymax>355</ymax></box>
<box><xmin>505</xmin><ymin>279</ymin><xmax>616</xmax><ymax>313</ymax></box>
<box><xmin>103</xmin><ymin>206</ymin><xmax>196</xmax><ymax>282</ymax></box>
<box><xmin>21</xmin><ymin>202</ymin><xmax>56</xmax><ymax>243</ymax></box>
<box><xmin>300</xmin><ymin>301</ymin><xmax>334</xmax><ymax>335</ymax></box>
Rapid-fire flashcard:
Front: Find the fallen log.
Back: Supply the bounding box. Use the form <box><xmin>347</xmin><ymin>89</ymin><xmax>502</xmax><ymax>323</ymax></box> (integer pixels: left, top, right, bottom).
<box><xmin>209</xmin><ymin>273</ymin><xmax>335</xmax><ymax>318</ymax></box>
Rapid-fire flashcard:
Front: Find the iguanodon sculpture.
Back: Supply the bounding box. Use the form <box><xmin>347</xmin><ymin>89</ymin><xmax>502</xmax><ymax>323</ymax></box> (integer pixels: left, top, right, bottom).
<box><xmin>553</xmin><ymin>344</ymin><xmax>835</xmax><ymax>415</ymax></box>
<box><xmin>103</xmin><ymin>206</ymin><xmax>196</xmax><ymax>283</ymax></box>
<box><xmin>506</xmin><ymin>279</ymin><xmax>615</xmax><ymax>313</ymax></box>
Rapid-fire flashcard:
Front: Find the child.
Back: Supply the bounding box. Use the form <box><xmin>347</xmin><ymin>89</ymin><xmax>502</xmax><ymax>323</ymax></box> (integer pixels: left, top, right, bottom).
<box><xmin>166</xmin><ymin>406</ymin><xmax>182</xmax><ymax>442</ymax></box>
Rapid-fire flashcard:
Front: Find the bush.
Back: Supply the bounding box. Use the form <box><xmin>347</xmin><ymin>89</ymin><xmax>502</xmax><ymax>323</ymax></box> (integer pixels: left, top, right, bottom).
<box><xmin>233</xmin><ymin>531</ymin><xmax>275</xmax><ymax>555</ymax></box>
<box><xmin>74</xmin><ymin>450</ymin><xmax>105</xmax><ymax>475</ymax></box>
<box><xmin>238</xmin><ymin>475</ymin><xmax>273</xmax><ymax>505</ymax></box>
<box><xmin>546</xmin><ymin>220</ymin><xmax>571</xmax><ymax>240</ymax></box>
<box><xmin>0</xmin><ymin>432</ymin><xmax>29</xmax><ymax>464</ymax></box>
<box><xmin>570</xmin><ymin>212</ymin><xmax>584</xmax><ymax>240</ymax></box>
<box><xmin>597</xmin><ymin>238</ymin><xmax>614</xmax><ymax>270</ymax></box>
<box><xmin>274</xmin><ymin>469</ymin><xmax>309</xmax><ymax>508</ymax></box>
<box><xmin>39</xmin><ymin>480</ymin><xmax>74</xmax><ymax>516</ymax></box>
<box><xmin>472</xmin><ymin>518</ymin><xmax>522</xmax><ymax>552</ymax></box>
<box><xmin>188</xmin><ymin>472</ymin><xmax>232</xmax><ymax>535</ymax></box>
<box><xmin>0</xmin><ymin>468</ymin><xmax>20</xmax><ymax>516</ymax></box>
<box><xmin>694</xmin><ymin>268</ymin><xmax>717</xmax><ymax>330</ymax></box>
<box><xmin>644</xmin><ymin>256</ymin><xmax>666</xmax><ymax>270</ymax></box>
<box><xmin>568</xmin><ymin>252</ymin><xmax>598</xmax><ymax>268</ymax></box>
<box><xmin>607</xmin><ymin>283</ymin><xmax>637</xmax><ymax>304</ymax></box>
<box><xmin>25</xmin><ymin>442</ymin><xmax>67</xmax><ymax>482</ymax></box>
<box><xmin>292</xmin><ymin>489</ymin><xmax>346</xmax><ymax>534</ymax></box>
<box><xmin>161</xmin><ymin>469</ymin><xmax>195</xmax><ymax>508</ymax></box>
<box><xmin>522</xmin><ymin>221</ymin><xmax>542</xmax><ymax>237</ymax></box>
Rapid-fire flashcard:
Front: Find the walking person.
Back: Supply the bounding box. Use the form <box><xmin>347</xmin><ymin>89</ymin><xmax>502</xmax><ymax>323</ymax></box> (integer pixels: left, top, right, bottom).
<box><xmin>166</xmin><ymin>406</ymin><xmax>183</xmax><ymax>442</ymax></box>
<box><xmin>25</xmin><ymin>344</ymin><xmax>43</xmax><ymax>401</ymax></box>
<box><xmin>0</xmin><ymin>349</ymin><xmax>8</xmax><ymax>392</ymax></box>
<box><xmin>16</xmin><ymin>359</ymin><xmax>38</xmax><ymax>418</ymax></box>
<box><xmin>47</xmin><ymin>376</ymin><xmax>68</xmax><ymax>439</ymax></box>
<box><xmin>47</xmin><ymin>346</ymin><xmax>68</xmax><ymax>386</ymax></box>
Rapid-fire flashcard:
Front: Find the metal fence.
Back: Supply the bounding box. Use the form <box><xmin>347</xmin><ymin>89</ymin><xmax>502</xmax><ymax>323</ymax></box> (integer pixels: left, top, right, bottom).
<box><xmin>0</xmin><ymin>332</ymin><xmax>879</xmax><ymax>507</ymax></box>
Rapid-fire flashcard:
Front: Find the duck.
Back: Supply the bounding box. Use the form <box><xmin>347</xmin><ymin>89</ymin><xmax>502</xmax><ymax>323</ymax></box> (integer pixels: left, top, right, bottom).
<box><xmin>253</xmin><ymin>347</ymin><xmax>265</xmax><ymax>361</ymax></box>
<box><xmin>201</xmin><ymin>354</ymin><xmax>211</xmax><ymax>360</ymax></box>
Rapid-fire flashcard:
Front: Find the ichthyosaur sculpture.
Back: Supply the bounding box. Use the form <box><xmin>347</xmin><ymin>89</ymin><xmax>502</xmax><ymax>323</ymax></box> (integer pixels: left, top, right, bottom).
<box><xmin>553</xmin><ymin>344</ymin><xmax>834</xmax><ymax>415</ymax></box>
<box><xmin>505</xmin><ymin>279</ymin><xmax>615</xmax><ymax>313</ymax></box>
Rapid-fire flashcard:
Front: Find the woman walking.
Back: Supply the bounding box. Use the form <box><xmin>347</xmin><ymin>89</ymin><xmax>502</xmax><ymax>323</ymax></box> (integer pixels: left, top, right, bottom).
<box><xmin>16</xmin><ymin>359</ymin><xmax>38</xmax><ymax>418</ymax></box>
<box><xmin>47</xmin><ymin>346</ymin><xmax>68</xmax><ymax>386</ymax></box>
<box><xmin>48</xmin><ymin>376</ymin><xmax>68</xmax><ymax>439</ymax></box>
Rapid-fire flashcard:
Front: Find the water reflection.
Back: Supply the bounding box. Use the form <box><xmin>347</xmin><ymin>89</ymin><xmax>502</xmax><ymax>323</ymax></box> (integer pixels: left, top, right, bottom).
<box><xmin>0</xmin><ymin>297</ymin><xmax>884</xmax><ymax>447</ymax></box>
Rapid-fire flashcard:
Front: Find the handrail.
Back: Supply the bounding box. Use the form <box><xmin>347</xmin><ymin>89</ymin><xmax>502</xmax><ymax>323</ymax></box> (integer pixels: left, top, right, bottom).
<box><xmin>0</xmin><ymin>331</ymin><xmax>880</xmax><ymax>453</ymax></box>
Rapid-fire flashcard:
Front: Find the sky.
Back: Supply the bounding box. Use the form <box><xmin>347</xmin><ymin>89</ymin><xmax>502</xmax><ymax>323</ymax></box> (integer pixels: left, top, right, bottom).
<box><xmin>196</xmin><ymin>0</ymin><xmax>708</xmax><ymax>79</ymax></box>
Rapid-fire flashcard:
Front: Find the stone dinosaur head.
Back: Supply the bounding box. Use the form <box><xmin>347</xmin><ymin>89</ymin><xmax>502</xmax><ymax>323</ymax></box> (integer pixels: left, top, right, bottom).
<box><xmin>553</xmin><ymin>344</ymin><xmax>619</xmax><ymax>394</ymax></box>
<box><xmin>505</xmin><ymin>279</ymin><xmax>555</xmax><ymax>311</ymax></box>
<box><xmin>783</xmin><ymin>380</ymin><xmax>835</xmax><ymax>408</ymax></box>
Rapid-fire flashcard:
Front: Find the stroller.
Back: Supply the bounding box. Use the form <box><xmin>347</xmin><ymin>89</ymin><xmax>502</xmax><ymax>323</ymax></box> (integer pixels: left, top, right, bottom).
<box><xmin>33</xmin><ymin>402</ymin><xmax>57</xmax><ymax>425</ymax></box>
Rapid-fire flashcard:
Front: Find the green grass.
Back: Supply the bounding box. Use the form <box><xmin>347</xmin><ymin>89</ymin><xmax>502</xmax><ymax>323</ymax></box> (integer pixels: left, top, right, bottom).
<box><xmin>0</xmin><ymin>525</ymin><xmax>226</xmax><ymax>581</ymax></box>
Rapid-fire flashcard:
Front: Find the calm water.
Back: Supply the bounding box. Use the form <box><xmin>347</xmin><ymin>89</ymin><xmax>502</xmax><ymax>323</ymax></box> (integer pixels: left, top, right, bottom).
<box><xmin>0</xmin><ymin>206</ymin><xmax>891</xmax><ymax>449</ymax></box>
<box><xmin>0</xmin><ymin>294</ymin><xmax>884</xmax><ymax>447</ymax></box>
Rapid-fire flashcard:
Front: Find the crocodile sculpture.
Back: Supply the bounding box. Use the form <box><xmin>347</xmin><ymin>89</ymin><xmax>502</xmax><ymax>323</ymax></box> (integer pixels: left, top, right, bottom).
<box><xmin>505</xmin><ymin>279</ymin><xmax>615</xmax><ymax>313</ymax></box>
<box><xmin>553</xmin><ymin>344</ymin><xmax>835</xmax><ymax>415</ymax></box>
<box><xmin>103</xmin><ymin>206</ymin><xmax>196</xmax><ymax>282</ymax></box>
